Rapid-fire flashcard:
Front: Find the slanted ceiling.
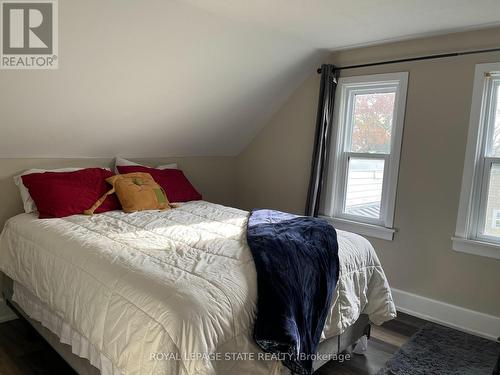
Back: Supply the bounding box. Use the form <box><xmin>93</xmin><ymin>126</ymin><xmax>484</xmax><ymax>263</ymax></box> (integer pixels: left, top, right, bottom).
<box><xmin>1</xmin><ymin>0</ymin><xmax>499</xmax><ymax>157</ymax></box>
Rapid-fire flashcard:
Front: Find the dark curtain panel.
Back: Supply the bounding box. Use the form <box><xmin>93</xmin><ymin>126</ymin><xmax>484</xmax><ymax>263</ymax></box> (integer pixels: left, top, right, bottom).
<box><xmin>305</xmin><ymin>64</ymin><xmax>339</xmax><ymax>217</ymax></box>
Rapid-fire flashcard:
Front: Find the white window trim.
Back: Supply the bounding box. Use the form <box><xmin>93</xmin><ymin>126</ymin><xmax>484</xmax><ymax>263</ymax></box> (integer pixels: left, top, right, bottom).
<box><xmin>453</xmin><ymin>62</ymin><xmax>500</xmax><ymax>260</ymax></box>
<box><xmin>321</xmin><ymin>72</ymin><xmax>408</xmax><ymax>241</ymax></box>
<box><xmin>320</xmin><ymin>216</ymin><xmax>396</xmax><ymax>241</ymax></box>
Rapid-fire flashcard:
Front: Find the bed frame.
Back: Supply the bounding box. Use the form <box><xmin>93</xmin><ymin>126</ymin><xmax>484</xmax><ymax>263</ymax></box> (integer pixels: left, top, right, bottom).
<box><xmin>1</xmin><ymin>273</ymin><xmax>371</xmax><ymax>374</ymax></box>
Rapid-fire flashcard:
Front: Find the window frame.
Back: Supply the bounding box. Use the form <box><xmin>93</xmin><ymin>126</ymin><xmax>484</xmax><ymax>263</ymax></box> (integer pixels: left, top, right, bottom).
<box><xmin>453</xmin><ymin>62</ymin><xmax>500</xmax><ymax>260</ymax></box>
<box><xmin>321</xmin><ymin>72</ymin><xmax>409</xmax><ymax>240</ymax></box>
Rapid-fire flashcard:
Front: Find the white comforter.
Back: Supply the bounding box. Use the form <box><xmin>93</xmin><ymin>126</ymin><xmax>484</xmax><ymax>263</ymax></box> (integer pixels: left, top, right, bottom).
<box><xmin>0</xmin><ymin>201</ymin><xmax>396</xmax><ymax>375</ymax></box>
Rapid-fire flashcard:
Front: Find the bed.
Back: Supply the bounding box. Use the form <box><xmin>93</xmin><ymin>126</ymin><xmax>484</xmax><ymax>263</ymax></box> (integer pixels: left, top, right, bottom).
<box><xmin>0</xmin><ymin>200</ymin><xmax>396</xmax><ymax>374</ymax></box>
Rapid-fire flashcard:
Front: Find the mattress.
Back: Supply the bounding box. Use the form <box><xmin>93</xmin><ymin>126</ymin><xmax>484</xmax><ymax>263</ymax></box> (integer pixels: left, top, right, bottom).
<box><xmin>0</xmin><ymin>201</ymin><xmax>396</xmax><ymax>375</ymax></box>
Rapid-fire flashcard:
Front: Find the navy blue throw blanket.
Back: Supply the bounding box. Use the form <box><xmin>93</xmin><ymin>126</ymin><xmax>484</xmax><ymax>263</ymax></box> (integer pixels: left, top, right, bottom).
<box><xmin>247</xmin><ymin>209</ymin><xmax>339</xmax><ymax>375</ymax></box>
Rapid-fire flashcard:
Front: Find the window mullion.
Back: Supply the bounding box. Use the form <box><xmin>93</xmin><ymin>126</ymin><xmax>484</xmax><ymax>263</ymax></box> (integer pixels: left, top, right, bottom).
<box><xmin>344</xmin><ymin>152</ymin><xmax>388</xmax><ymax>159</ymax></box>
<box><xmin>484</xmin><ymin>156</ymin><xmax>500</xmax><ymax>164</ymax></box>
<box><xmin>333</xmin><ymin>150</ymin><xmax>348</xmax><ymax>217</ymax></box>
<box><xmin>380</xmin><ymin>153</ymin><xmax>392</xmax><ymax>223</ymax></box>
<box><xmin>475</xmin><ymin>158</ymin><xmax>492</xmax><ymax>239</ymax></box>
<box><xmin>483</xmin><ymin>79</ymin><xmax>499</xmax><ymax>157</ymax></box>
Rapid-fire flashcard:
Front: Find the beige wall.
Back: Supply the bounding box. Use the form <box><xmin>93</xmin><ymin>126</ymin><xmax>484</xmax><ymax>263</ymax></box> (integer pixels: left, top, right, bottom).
<box><xmin>0</xmin><ymin>157</ymin><xmax>236</xmax><ymax>230</ymax></box>
<box><xmin>236</xmin><ymin>27</ymin><xmax>500</xmax><ymax>317</ymax></box>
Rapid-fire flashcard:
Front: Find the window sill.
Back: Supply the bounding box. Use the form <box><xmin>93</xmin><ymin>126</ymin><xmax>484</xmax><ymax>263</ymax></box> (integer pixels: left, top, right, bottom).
<box><xmin>320</xmin><ymin>216</ymin><xmax>395</xmax><ymax>241</ymax></box>
<box><xmin>451</xmin><ymin>237</ymin><xmax>500</xmax><ymax>260</ymax></box>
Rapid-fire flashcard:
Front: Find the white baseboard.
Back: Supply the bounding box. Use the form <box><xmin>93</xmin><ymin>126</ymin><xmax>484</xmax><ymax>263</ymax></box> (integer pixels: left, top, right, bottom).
<box><xmin>0</xmin><ymin>299</ymin><xmax>17</xmax><ymax>323</ymax></box>
<box><xmin>391</xmin><ymin>288</ymin><xmax>500</xmax><ymax>342</ymax></box>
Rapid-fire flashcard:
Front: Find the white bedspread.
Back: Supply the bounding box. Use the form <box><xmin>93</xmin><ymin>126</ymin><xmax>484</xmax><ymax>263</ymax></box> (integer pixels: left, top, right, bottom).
<box><xmin>0</xmin><ymin>201</ymin><xmax>396</xmax><ymax>375</ymax></box>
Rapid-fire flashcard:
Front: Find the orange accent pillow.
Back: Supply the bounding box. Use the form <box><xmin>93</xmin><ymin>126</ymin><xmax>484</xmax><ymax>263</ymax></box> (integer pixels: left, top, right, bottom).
<box><xmin>85</xmin><ymin>172</ymin><xmax>170</xmax><ymax>214</ymax></box>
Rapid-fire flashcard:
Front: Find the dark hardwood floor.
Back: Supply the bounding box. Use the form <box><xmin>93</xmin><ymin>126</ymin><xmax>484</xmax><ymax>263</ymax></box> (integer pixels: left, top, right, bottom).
<box><xmin>319</xmin><ymin>312</ymin><xmax>426</xmax><ymax>375</ymax></box>
<box><xmin>0</xmin><ymin>312</ymin><xmax>426</xmax><ymax>375</ymax></box>
<box><xmin>0</xmin><ymin>318</ymin><xmax>75</xmax><ymax>375</ymax></box>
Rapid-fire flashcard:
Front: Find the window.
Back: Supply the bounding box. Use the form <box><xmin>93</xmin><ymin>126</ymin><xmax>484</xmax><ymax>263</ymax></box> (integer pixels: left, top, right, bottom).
<box><xmin>322</xmin><ymin>72</ymin><xmax>408</xmax><ymax>240</ymax></box>
<box><xmin>453</xmin><ymin>63</ymin><xmax>500</xmax><ymax>260</ymax></box>
<box><xmin>491</xmin><ymin>210</ymin><xmax>500</xmax><ymax>230</ymax></box>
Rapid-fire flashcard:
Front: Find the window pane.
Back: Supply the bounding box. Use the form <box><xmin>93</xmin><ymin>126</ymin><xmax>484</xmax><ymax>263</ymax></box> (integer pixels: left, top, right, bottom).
<box><xmin>344</xmin><ymin>158</ymin><xmax>384</xmax><ymax>219</ymax></box>
<box><xmin>489</xmin><ymin>84</ymin><xmax>500</xmax><ymax>156</ymax></box>
<box><xmin>483</xmin><ymin>163</ymin><xmax>500</xmax><ymax>237</ymax></box>
<box><xmin>349</xmin><ymin>92</ymin><xmax>395</xmax><ymax>154</ymax></box>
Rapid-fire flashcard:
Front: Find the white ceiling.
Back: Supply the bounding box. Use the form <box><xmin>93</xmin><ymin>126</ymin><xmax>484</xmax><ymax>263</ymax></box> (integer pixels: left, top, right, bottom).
<box><xmin>186</xmin><ymin>0</ymin><xmax>500</xmax><ymax>49</ymax></box>
<box><xmin>1</xmin><ymin>0</ymin><xmax>499</xmax><ymax>157</ymax></box>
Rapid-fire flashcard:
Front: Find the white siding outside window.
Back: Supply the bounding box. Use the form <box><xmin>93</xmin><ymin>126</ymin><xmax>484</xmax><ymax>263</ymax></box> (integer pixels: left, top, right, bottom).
<box><xmin>453</xmin><ymin>62</ymin><xmax>500</xmax><ymax>260</ymax></box>
<box><xmin>321</xmin><ymin>72</ymin><xmax>408</xmax><ymax>240</ymax></box>
<box><xmin>491</xmin><ymin>209</ymin><xmax>500</xmax><ymax>229</ymax></box>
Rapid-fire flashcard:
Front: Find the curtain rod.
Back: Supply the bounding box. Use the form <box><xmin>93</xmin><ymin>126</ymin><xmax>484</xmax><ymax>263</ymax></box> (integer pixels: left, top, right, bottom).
<box><xmin>317</xmin><ymin>47</ymin><xmax>500</xmax><ymax>73</ymax></box>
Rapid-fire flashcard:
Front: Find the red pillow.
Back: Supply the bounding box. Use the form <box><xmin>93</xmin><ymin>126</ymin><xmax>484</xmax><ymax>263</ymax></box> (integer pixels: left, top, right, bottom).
<box><xmin>116</xmin><ymin>165</ymin><xmax>202</xmax><ymax>202</ymax></box>
<box><xmin>22</xmin><ymin>168</ymin><xmax>120</xmax><ymax>219</ymax></box>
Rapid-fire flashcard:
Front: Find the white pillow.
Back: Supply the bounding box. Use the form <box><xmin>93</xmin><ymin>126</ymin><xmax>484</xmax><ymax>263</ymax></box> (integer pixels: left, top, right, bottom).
<box><xmin>113</xmin><ymin>157</ymin><xmax>143</xmax><ymax>174</ymax></box>
<box><xmin>114</xmin><ymin>157</ymin><xmax>178</xmax><ymax>173</ymax></box>
<box><xmin>14</xmin><ymin>167</ymin><xmax>84</xmax><ymax>213</ymax></box>
<box><xmin>157</xmin><ymin>163</ymin><xmax>178</xmax><ymax>170</ymax></box>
